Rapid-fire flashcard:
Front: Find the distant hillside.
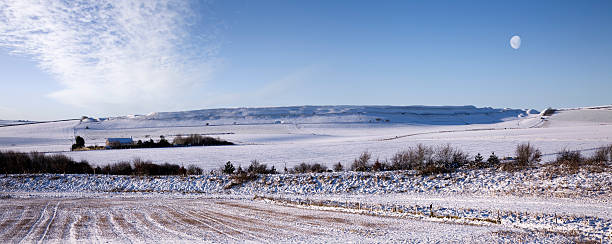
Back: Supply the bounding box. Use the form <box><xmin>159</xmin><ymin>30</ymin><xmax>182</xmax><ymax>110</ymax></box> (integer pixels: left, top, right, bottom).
<box><xmin>78</xmin><ymin>105</ymin><xmax>538</xmax><ymax>129</ymax></box>
<box><xmin>542</xmin><ymin>105</ymin><xmax>612</xmax><ymax>126</ymax></box>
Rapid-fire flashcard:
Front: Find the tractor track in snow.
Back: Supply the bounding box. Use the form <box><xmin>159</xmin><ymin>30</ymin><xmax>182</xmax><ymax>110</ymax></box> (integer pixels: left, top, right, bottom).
<box><xmin>38</xmin><ymin>201</ymin><xmax>60</xmax><ymax>243</ymax></box>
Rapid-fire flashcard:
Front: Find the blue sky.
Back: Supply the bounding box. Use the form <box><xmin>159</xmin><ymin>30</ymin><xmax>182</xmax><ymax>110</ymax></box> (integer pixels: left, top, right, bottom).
<box><xmin>1</xmin><ymin>0</ymin><xmax>611</xmax><ymax>120</ymax></box>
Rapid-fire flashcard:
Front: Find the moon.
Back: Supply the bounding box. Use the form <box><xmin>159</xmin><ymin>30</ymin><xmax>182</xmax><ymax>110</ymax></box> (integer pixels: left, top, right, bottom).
<box><xmin>510</xmin><ymin>35</ymin><xmax>521</xmax><ymax>49</ymax></box>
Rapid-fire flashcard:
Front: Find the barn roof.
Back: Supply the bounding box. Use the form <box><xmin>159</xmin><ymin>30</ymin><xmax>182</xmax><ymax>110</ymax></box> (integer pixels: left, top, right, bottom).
<box><xmin>106</xmin><ymin>138</ymin><xmax>133</xmax><ymax>144</ymax></box>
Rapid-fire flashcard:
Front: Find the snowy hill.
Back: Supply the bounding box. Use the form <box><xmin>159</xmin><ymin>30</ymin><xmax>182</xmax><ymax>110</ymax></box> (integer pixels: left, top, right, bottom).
<box><xmin>79</xmin><ymin>105</ymin><xmax>538</xmax><ymax>129</ymax></box>
<box><xmin>3</xmin><ymin>105</ymin><xmax>612</xmax><ymax>171</ymax></box>
<box><xmin>542</xmin><ymin>105</ymin><xmax>612</xmax><ymax>127</ymax></box>
<box><xmin>0</xmin><ymin>120</ymin><xmax>34</xmax><ymax>126</ymax></box>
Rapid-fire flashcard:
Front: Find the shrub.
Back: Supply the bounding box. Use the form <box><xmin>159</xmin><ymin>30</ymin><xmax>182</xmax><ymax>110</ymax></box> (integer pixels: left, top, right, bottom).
<box><xmin>591</xmin><ymin>145</ymin><xmax>612</xmax><ymax>162</ymax></box>
<box><xmin>372</xmin><ymin>159</ymin><xmax>388</xmax><ymax>172</ymax></box>
<box><xmin>310</xmin><ymin>163</ymin><xmax>327</xmax><ymax>173</ymax></box>
<box><xmin>487</xmin><ymin>152</ymin><xmax>500</xmax><ymax>166</ymax></box>
<box><xmin>543</xmin><ymin>149</ymin><xmax>583</xmax><ymax>175</ymax></box>
<box><xmin>389</xmin><ymin>144</ymin><xmax>468</xmax><ymax>174</ymax></box>
<box><xmin>474</xmin><ymin>153</ymin><xmax>483</xmax><ymax>164</ymax></box>
<box><xmin>556</xmin><ymin>149</ymin><xmax>582</xmax><ymax>164</ymax></box>
<box><xmin>71</xmin><ymin>136</ymin><xmax>86</xmax><ymax>150</ymax></box>
<box><xmin>515</xmin><ymin>143</ymin><xmax>541</xmax><ymax>166</ymax></box>
<box><xmin>292</xmin><ymin>163</ymin><xmax>328</xmax><ymax>173</ymax></box>
<box><xmin>101</xmin><ymin>162</ymin><xmax>133</xmax><ymax>175</ymax></box>
<box><xmin>333</xmin><ymin>162</ymin><xmax>344</xmax><ymax>172</ymax></box>
<box><xmin>501</xmin><ymin>143</ymin><xmax>542</xmax><ymax>171</ymax></box>
<box><xmin>544</xmin><ymin>148</ymin><xmax>610</xmax><ymax>175</ymax></box>
<box><xmin>351</xmin><ymin>151</ymin><xmax>371</xmax><ymax>172</ymax></box>
<box><xmin>292</xmin><ymin>163</ymin><xmax>312</xmax><ymax>174</ymax></box>
<box><xmin>222</xmin><ymin>161</ymin><xmax>236</xmax><ymax>174</ymax></box>
<box><xmin>432</xmin><ymin>144</ymin><xmax>469</xmax><ymax>169</ymax></box>
<box><xmin>247</xmin><ymin>160</ymin><xmax>276</xmax><ymax>174</ymax></box>
<box><xmin>157</xmin><ymin>136</ymin><xmax>172</xmax><ymax>148</ymax></box>
<box><xmin>187</xmin><ymin>165</ymin><xmax>203</xmax><ymax>175</ymax></box>
<box><xmin>390</xmin><ymin>144</ymin><xmax>434</xmax><ymax>170</ymax></box>
<box><xmin>75</xmin><ymin>136</ymin><xmax>85</xmax><ymax>147</ymax></box>
<box><xmin>132</xmin><ymin>159</ymin><xmax>187</xmax><ymax>176</ymax></box>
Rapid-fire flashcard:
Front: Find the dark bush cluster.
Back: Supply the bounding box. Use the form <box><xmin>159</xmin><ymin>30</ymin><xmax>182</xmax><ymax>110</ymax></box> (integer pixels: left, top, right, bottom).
<box><xmin>387</xmin><ymin>144</ymin><xmax>470</xmax><ymax>174</ymax></box>
<box><xmin>333</xmin><ymin>162</ymin><xmax>344</xmax><ymax>172</ymax></box>
<box><xmin>544</xmin><ymin>146</ymin><xmax>612</xmax><ymax>175</ymax></box>
<box><xmin>222</xmin><ymin>160</ymin><xmax>277</xmax><ymax>189</ymax></box>
<box><xmin>132</xmin><ymin>159</ymin><xmax>188</xmax><ymax>176</ymax></box>
<box><xmin>71</xmin><ymin>136</ymin><xmax>86</xmax><ymax>150</ymax></box>
<box><xmin>349</xmin><ymin>152</ymin><xmax>391</xmax><ymax>172</ymax></box>
<box><xmin>98</xmin><ymin>162</ymin><xmax>132</xmax><ymax>175</ymax></box>
<box><xmin>222</xmin><ymin>161</ymin><xmax>235</xmax><ymax>174</ymax></box>
<box><xmin>108</xmin><ymin>134</ymin><xmax>233</xmax><ymax>150</ymax></box>
<box><xmin>0</xmin><ymin>151</ymin><xmax>92</xmax><ymax>174</ymax></box>
<box><xmin>501</xmin><ymin>143</ymin><xmax>542</xmax><ymax>171</ymax></box>
<box><xmin>0</xmin><ymin>150</ymin><xmax>203</xmax><ymax>176</ymax></box>
<box><xmin>345</xmin><ymin>145</ymin><xmax>509</xmax><ymax>175</ymax></box>
<box><xmin>221</xmin><ymin>160</ymin><xmax>277</xmax><ymax>175</ymax></box>
<box><xmin>97</xmin><ymin>159</ymin><xmax>203</xmax><ymax>176</ymax></box>
<box><xmin>351</xmin><ymin>152</ymin><xmax>373</xmax><ymax>172</ymax></box>
<box><xmin>104</xmin><ymin>137</ymin><xmax>172</xmax><ymax>150</ymax></box>
<box><xmin>291</xmin><ymin>162</ymin><xmax>329</xmax><ymax>173</ymax></box>
<box><xmin>130</xmin><ymin>137</ymin><xmax>172</xmax><ymax>149</ymax></box>
<box><xmin>556</xmin><ymin>149</ymin><xmax>582</xmax><ymax>163</ymax></box>
<box><xmin>514</xmin><ymin>143</ymin><xmax>542</xmax><ymax>166</ymax></box>
<box><xmin>592</xmin><ymin>145</ymin><xmax>612</xmax><ymax>163</ymax></box>
<box><xmin>246</xmin><ymin>160</ymin><xmax>277</xmax><ymax>174</ymax></box>
<box><xmin>173</xmin><ymin>134</ymin><xmax>234</xmax><ymax>146</ymax></box>
<box><xmin>467</xmin><ymin>152</ymin><xmax>500</xmax><ymax>169</ymax></box>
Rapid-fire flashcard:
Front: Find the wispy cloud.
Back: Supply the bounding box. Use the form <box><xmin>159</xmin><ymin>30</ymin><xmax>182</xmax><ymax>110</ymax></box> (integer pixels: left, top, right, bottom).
<box><xmin>0</xmin><ymin>0</ymin><xmax>217</xmax><ymax>111</ymax></box>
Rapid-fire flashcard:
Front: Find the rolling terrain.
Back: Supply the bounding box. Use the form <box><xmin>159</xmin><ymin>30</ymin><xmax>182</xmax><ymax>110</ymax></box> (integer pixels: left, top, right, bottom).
<box><xmin>1</xmin><ymin>105</ymin><xmax>611</xmax><ymax>171</ymax></box>
<box><xmin>1</xmin><ymin>105</ymin><xmax>611</xmax><ymax>242</ymax></box>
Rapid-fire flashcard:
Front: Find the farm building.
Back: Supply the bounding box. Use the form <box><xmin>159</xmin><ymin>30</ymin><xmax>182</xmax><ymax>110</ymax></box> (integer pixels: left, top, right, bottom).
<box><xmin>105</xmin><ymin>138</ymin><xmax>134</xmax><ymax>149</ymax></box>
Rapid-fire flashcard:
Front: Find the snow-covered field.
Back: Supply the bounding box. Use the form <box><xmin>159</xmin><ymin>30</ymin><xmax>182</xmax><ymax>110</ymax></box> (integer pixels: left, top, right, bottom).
<box><xmin>1</xmin><ymin>105</ymin><xmax>611</xmax><ymax>242</ymax></box>
<box><xmin>1</xmin><ymin>193</ymin><xmax>590</xmax><ymax>243</ymax></box>
<box><xmin>1</xmin><ymin>105</ymin><xmax>611</xmax><ymax>171</ymax></box>
<box><xmin>0</xmin><ymin>166</ymin><xmax>610</xmax><ymax>242</ymax></box>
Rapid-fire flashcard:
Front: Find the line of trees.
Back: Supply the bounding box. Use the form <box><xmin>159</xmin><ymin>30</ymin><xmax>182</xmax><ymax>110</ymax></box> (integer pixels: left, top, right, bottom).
<box><xmin>172</xmin><ymin>134</ymin><xmax>234</xmax><ymax>146</ymax></box>
<box><xmin>74</xmin><ymin>135</ymin><xmax>235</xmax><ymax>150</ymax></box>
<box><xmin>3</xmin><ymin>143</ymin><xmax>610</xmax><ymax>176</ymax></box>
<box><xmin>346</xmin><ymin>145</ymin><xmax>475</xmax><ymax>175</ymax></box>
<box><xmin>0</xmin><ymin>151</ymin><xmax>92</xmax><ymax>174</ymax></box>
<box><xmin>132</xmin><ymin>136</ymin><xmax>172</xmax><ymax>149</ymax></box>
<box><xmin>218</xmin><ymin>143</ymin><xmax>610</xmax><ymax>177</ymax></box>
<box><xmin>0</xmin><ymin>151</ymin><xmax>203</xmax><ymax>176</ymax></box>
<box><xmin>110</xmin><ymin>135</ymin><xmax>234</xmax><ymax>149</ymax></box>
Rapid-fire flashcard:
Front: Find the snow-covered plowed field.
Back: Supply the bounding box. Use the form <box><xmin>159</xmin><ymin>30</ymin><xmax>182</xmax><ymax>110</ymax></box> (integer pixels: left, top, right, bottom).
<box><xmin>0</xmin><ymin>194</ymin><xmax>597</xmax><ymax>243</ymax></box>
<box><xmin>1</xmin><ymin>165</ymin><xmax>610</xmax><ymax>242</ymax></box>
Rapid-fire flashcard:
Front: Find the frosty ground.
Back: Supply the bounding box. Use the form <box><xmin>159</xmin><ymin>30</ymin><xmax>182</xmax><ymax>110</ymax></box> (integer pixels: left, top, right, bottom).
<box><xmin>1</xmin><ymin>105</ymin><xmax>611</xmax><ymax>171</ymax></box>
<box><xmin>0</xmin><ymin>105</ymin><xmax>611</xmax><ymax>242</ymax></box>
<box><xmin>1</xmin><ymin>164</ymin><xmax>610</xmax><ymax>243</ymax></box>
<box><xmin>0</xmin><ymin>193</ymin><xmax>586</xmax><ymax>243</ymax></box>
